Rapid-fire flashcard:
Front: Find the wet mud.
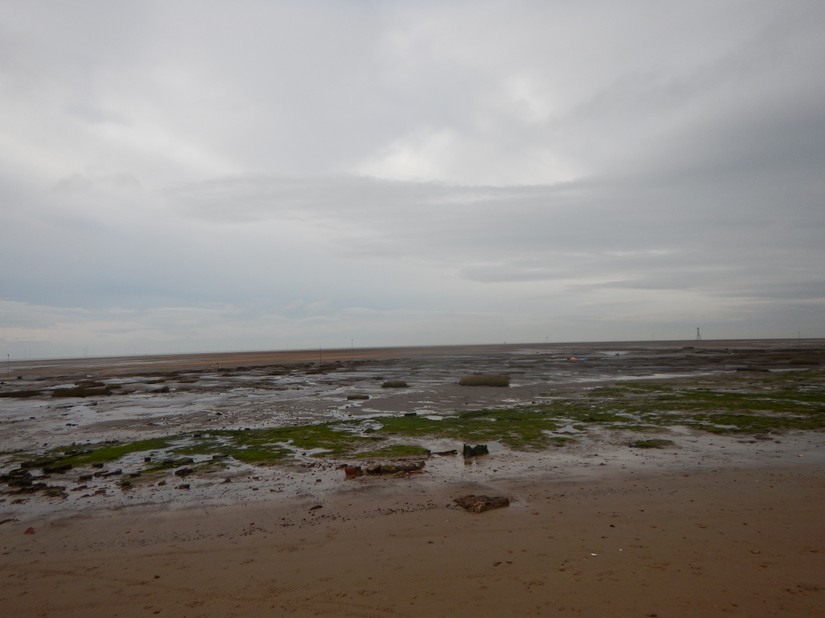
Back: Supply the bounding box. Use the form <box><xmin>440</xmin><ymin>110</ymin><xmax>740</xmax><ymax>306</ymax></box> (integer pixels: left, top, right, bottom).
<box><xmin>1</xmin><ymin>339</ymin><xmax>823</xmax><ymax>518</ymax></box>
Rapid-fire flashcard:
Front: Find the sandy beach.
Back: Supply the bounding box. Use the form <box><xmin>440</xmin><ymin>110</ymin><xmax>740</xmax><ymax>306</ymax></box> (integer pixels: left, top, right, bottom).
<box><xmin>1</xmin><ymin>341</ymin><xmax>824</xmax><ymax>616</ymax></box>
<box><xmin>1</xmin><ymin>462</ymin><xmax>823</xmax><ymax>617</ymax></box>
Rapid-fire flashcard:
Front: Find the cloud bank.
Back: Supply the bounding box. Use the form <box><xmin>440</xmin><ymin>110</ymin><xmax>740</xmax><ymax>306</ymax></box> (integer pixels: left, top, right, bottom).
<box><xmin>2</xmin><ymin>1</ymin><xmax>823</xmax><ymax>358</ymax></box>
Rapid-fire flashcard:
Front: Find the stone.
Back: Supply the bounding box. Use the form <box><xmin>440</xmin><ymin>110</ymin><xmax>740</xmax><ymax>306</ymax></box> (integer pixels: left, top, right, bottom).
<box><xmin>463</xmin><ymin>444</ymin><xmax>489</xmax><ymax>458</ymax></box>
<box><xmin>44</xmin><ymin>486</ymin><xmax>68</xmax><ymax>498</ymax></box>
<box><xmin>344</xmin><ymin>465</ymin><xmax>363</xmax><ymax>479</ymax></box>
<box><xmin>3</xmin><ymin>469</ymin><xmax>33</xmax><ymax>487</ymax></box>
<box><xmin>42</xmin><ymin>463</ymin><xmax>73</xmax><ymax>474</ymax></box>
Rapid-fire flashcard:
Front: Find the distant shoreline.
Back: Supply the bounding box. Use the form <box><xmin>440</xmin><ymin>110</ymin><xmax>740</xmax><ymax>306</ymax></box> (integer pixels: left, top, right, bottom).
<box><xmin>7</xmin><ymin>337</ymin><xmax>824</xmax><ymax>378</ymax></box>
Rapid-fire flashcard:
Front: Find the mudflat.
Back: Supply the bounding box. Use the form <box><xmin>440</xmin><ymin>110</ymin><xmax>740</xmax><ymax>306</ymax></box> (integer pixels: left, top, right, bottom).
<box><xmin>1</xmin><ymin>340</ymin><xmax>824</xmax><ymax>616</ymax></box>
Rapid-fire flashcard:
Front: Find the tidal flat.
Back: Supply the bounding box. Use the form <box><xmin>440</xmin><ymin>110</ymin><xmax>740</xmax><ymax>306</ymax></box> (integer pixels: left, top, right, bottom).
<box><xmin>1</xmin><ymin>341</ymin><xmax>824</xmax><ymax>618</ymax></box>
<box><xmin>1</xmin><ymin>339</ymin><xmax>823</xmax><ymax>516</ymax></box>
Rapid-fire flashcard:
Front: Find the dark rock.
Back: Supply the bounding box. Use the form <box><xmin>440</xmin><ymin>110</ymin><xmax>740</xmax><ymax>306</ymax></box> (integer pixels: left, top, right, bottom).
<box><xmin>44</xmin><ymin>486</ymin><xmax>68</xmax><ymax>498</ymax></box>
<box><xmin>433</xmin><ymin>450</ymin><xmax>458</xmax><ymax>456</ymax></box>
<box><xmin>454</xmin><ymin>494</ymin><xmax>510</xmax><ymax>513</ymax></box>
<box><xmin>463</xmin><ymin>444</ymin><xmax>489</xmax><ymax>458</ymax></box>
<box><xmin>42</xmin><ymin>462</ymin><xmax>73</xmax><ymax>474</ymax></box>
<box><xmin>174</xmin><ymin>467</ymin><xmax>193</xmax><ymax>477</ymax></box>
<box><xmin>177</xmin><ymin>483</ymin><xmax>190</xmax><ymax>490</ymax></box>
<box><xmin>12</xmin><ymin>481</ymin><xmax>48</xmax><ymax>494</ymax></box>
<box><xmin>3</xmin><ymin>469</ymin><xmax>33</xmax><ymax>487</ymax></box>
<box><xmin>344</xmin><ymin>466</ymin><xmax>363</xmax><ymax>479</ymax></box>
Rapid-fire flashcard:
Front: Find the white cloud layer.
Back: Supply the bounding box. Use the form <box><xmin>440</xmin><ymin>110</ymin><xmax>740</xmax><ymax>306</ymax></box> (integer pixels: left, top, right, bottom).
<box><xmin>1</xmin><ymin>1</ymin><xmax>823</xmax><ymax>358</ymax></box>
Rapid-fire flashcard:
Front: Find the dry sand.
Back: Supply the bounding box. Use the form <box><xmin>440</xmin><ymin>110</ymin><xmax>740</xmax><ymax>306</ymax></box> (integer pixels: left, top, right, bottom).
<box><xmin>1</xmin><ymin>341</ymin><xmax>824</xmax><ymax>616</ymax></box>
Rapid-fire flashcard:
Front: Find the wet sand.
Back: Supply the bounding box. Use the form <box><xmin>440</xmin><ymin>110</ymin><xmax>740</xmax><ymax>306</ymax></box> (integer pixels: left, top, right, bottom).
<box><xmin>1</xmin><ymin>463</ymin><xmax>823</xmax><ymax>617</ymax></box>
<box><xmin>1</xmin><ymin>340</ymin><xmax>824</xmax><ymax>616</ymax></box>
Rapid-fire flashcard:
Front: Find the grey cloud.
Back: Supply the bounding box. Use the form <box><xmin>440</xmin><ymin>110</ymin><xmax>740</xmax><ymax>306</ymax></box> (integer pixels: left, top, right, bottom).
<box><xmin>1</xmin><ymin>1</ymin><xmax>823</xmax><ymax>356</ymax></box>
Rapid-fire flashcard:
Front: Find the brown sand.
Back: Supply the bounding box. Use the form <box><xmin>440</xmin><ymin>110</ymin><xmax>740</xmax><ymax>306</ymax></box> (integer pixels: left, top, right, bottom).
<box><xmin>1</xmin><ymin>463</ymin><xmax>823</xmax><ymax>617</ymax></box>
<box><xmin>6</xmin><ymin>344</ymin><xmax>514</xmax><ymax>379</ymax></box>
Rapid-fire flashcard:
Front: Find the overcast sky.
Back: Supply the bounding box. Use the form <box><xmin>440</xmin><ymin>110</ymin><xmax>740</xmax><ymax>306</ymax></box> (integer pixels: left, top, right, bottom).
<box><xmin>2</xmin><ymin>1</ymin><xmax>824</xmax><ymax>359</ymax></box>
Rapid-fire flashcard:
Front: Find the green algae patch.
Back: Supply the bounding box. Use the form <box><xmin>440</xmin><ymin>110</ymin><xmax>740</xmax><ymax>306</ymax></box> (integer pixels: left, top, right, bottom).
<box><xmin>214</xmin><ymin>446</ymin><xmax>291</xmax><ymax>465</ymax></box>
<box><xmin>35</xmin><ymin>437</ymin><xmax>175</xmax><ymax>469</ymax></box>
<box><xmin>6</xmin><ymin>368</ymin><xmax>824</xmax><ymax>482</ymax></box>
<box><xmin>562</xmin><ymin>369</ymin><xmax>825</xmax><ymax>434</ymax></box>
<box><xmin>674</xmin><ymin>411</ymin><xmax>825</xmax><ymax>434</ymax></box>
<box><xmin>376</xmin><ymin>407</ymin><xmax>561</xmax><ymax>450</ymax></box>
<box><xmin>164</xmin><ymin>423</ymin><xmax>382</xmax><ymax>465</ymax></box>
<box><xmin>220</xmin><ymin>423</ymin><xmax>377</xmax><ymax>456</ymax></box>
<box><xmin>355</xmin><ymin>444</ymin><xmax>431</xmax><ymax>459</ymax></box>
